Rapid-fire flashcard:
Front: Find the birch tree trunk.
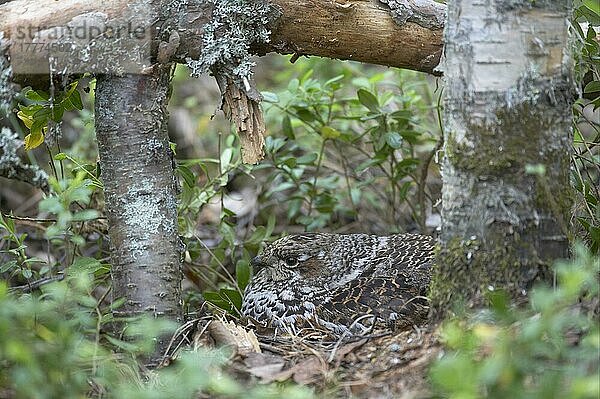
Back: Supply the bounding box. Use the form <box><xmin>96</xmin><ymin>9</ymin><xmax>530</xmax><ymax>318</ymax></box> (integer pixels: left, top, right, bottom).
<box><xmin>431</xmin><ymin>1</ymin><xmax>574</xmax><ymax>315</ymax></box>
<box><xmin>95</xmin><ymin>67</ymin><xmax>182</xmax><ymax>366</ymax></box>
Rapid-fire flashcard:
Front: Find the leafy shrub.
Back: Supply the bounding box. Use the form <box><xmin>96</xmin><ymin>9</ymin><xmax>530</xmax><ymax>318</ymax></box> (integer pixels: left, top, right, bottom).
<box><xmin>0</xmin><ymin>166</ymin><xmax>312</xmax><ymax>397</ymax></box>
<box><xmin>259</xmin><ymin>67</ymin><xmax>442</xmax><ymax>232</ymax></box>
<box><xmin>572</xmin><ymin>0</ymin><xmax>600</xmax><ymax>253</ymax></box>
<box><xmin>16</xmin><ymin>83</ymin><xmax>84</xmax><ymax>150</ymax></box>
<box><xmin>0</xmin><ymin>272</ymin><xmax>313</xmax><ymax>399</ymax></box>
<box><xmin>176</xmin><ymin>65</ymin><xmax>443</xmax><ymax>315</ymax></box>
<box><xmin>430</xmin><ymin>245</ymin><xmax>600</xmax><ymax>399</ymax></box>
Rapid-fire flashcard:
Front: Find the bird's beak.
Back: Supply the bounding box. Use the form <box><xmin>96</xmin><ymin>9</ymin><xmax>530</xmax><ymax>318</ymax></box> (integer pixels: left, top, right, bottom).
<box><xmin>250</xmin><ymin>255</ymin><xmax>269</xmax><ymax>272</ymax></box>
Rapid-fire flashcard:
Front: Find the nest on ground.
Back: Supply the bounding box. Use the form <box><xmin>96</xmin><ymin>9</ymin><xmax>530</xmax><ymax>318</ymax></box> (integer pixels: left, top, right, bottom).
<box><xmin>161</xmin><ymin>313</ymin><xmax>442</xmax><ymax>398</ymax></box>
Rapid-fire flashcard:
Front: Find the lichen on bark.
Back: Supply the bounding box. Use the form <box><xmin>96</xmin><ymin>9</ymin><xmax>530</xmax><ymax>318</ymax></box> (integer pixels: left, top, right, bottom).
<box><xmin>184</xmin><ymin>0</ymin><xmax>280</xmax><ymax>163</ymax></box>
<box><xmin>0</xmin><ymin>32</ymin><xmax>15</xmax><ymax>116</ymax></box>
<box><xmin>185</xmin><ymin>0</ymin><xmax>275</xmax><ymax>91</ymax></box>
<box><xmin>95</xmin><ymin>68</ymin><xmax>182</xmax><ymax>366</ymax></box>
<box><xmin>379</xmin><ymin>0</ymin><xmax>446</xmax><ymax>30</ymax></box>
<box><xmin>0</xmin><ymin>128</ymin><xmax>49</xmax><ymax>190</ymax></box>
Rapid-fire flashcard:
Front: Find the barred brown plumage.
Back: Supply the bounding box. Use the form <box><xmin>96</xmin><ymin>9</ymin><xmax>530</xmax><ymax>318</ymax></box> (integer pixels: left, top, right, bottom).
<box><xmin>241</xmin><ymin>233</ymin><xmax>434</xmax><ymax>336</ymax></box>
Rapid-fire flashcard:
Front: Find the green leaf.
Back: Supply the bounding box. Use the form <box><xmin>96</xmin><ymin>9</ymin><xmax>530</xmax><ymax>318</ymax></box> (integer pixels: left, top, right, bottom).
<box><xmin>236</xmin><ymin>261</ymin><xmax>251</xmax><ymax>291</ymax></box>
<box><xmin>261</xmin><ymin>91</ymin><xmax>279</xmax><ymax>103</ymax></box>
<box><xmin>324</xmin><ymin>74</ymin><xmax>344</xmax><ymax>89</ymax></box>
<box><xmin>584</xmin><ymin>81</ymin><xmax>600</xmax><ymax>94</ymax></box>
<box><xmin>54</xmin><ymin>152</ymin><xmax>67</xmax><ymax>161</ymax></box>
<box><xmin>70</xmin><ymin>89</ymin><xmax>84</xmax><ymax>110</ymax></box>
<box><xmin>177</xmin><ymin>164</ymin><xmax>196</xmax><ymax>188</ymax></box>
<box><xmin>321</xmin><ymin>126</ymin><xmax>341</xmax><ymax>139</ymax></box>
<box><xmin>220</xmin><ymin>289</ymin><xmax>243</xmax><ymax>312</ymax></box>
<box><xmin>399</xmin><ymin>129</ymin><xmax>421</xmax><ymax>144</ymax></box>
<box><xmin>50</xmin><ymin>106</ymin><xmax>65</xmax><ymax>123</ymax></box>
<box><xmin>0</xmin><ymin>260</ymin><xmax>18</xmax><ymax>273</ymax></box>
<box><xmin>390</xmin><ymin>110</ymin><xmax>412</xmax><ymax>121</ymax></box>
<box><xmin>265</xmin><ymin>213</ymin><xmax>276</xmax><ymax>237</ymax></box>
<box><xmin>579</xmin><ymin>5</ymin><xmax>600</xmax><ymax>25</ymax></box>
<box><xmin>583</xmin><ymin>0</ymin><xmax>600</xmax><ymax>16</ymax></box>
<box><xmin>296</xmin><ymin>152</ymin><xmax>318</xmax><ymax>164</ymax></box>
<box><xmin>248</xmin><ymin>226</ymin><xmax>267</xmax><ymax>244</ymax></box>
<box><xmin>356</xmin><ymin>156</ymin><xmax>386</xmax><ymax>173</ymax></box>
<box><xmin>295</xmin><ymin>108</ymin><xmax>316</xmax><ymax>123</ymax></box>
<box><xmin>17</xmin><ymin>110</ymin><xmax>34</xmax><ymax>129</ymax></box>
<box><xmin>357</xmin><ymin>89</ymin><xmax>379</xmax><ymax>111</ymax></box>
<box><xmin>287</xmin><ymin>78</ymin><xmax>299</xmax><ymax>93</ymax></box>
<box><xmin>220</xmin><ymin>147</ymin><xmax>234</xmax><ymax>171</ymax></box>
<box><xmin>25</xmin><ymin>89</ymin><xmax>49</xmax><ymax>102</ymax></box>
<box><xmin>63</xmin><ymin>82</ymin><xmax>78</xmax><ymax>101</ymax></box>
<box><xmin>202</xmin><ymin>292</ymin><xmax>230</xmax><ymax>310</ymax></box>
<box><xmin>385</xmin><ymin>132</ymin><xmax>402</xmax><ymax>149</ymax></box>
<box><xmin>221</xmin><ymin>206</ymin><xmax>236</xmax><ymax>218</ymax></box>
<box><xmin>282</xmin><ymin>115</ymin><xmax>294</xmax><ymax>139</ymax></box>
<box><xmin>395</xmin><ymin>158</ymin><xmax>420</xmax><ymax>176</ymax></box>
<box><xmin>202</xmin><ymin>292</ymin><xmax>223</xmax><ymax>302</ymax></box>
<box><xmin>283</xmin><ymin>157</ymin><xmax>297</xmax><ymax>168</ymax></box>
<box><xmin>24</xmin><ymin>122</ymin><xmax>45</xmax><ymax>150</ymax></box>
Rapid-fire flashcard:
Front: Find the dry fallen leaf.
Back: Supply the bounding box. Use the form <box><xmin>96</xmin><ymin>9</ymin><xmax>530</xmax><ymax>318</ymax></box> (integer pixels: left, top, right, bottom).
<box><xmin>208</xmin><ymin>319</ymin><xmax>261</xmax><ymax>356</ymax></box>
<box><xmin>243</xmin><ymin>352</ymin><xmax>286</xmax><ymax>380</ymax></box>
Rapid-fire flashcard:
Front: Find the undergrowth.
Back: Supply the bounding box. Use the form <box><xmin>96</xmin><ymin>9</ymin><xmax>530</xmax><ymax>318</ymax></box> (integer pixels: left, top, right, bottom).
<box><xmin>0</xmin><ymin>1</ymin><xmax>598</xmax><ymax>397</ymax></box>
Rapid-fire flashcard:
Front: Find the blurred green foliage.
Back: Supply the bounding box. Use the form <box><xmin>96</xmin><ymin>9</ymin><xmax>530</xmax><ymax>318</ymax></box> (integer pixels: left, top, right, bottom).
<box><xmin>430</xmin><ymin>5</ymin><xmax>600</xmax><ymax>398</ymax></box>
<box><xmin>0</xmin><ymin>272</ymin><xmax>313</xmax><ymax>399</ymax></box>
<box><xmin>430</xmin><ymin>245</ymin><xmax>599</xmax><ymax>399</ymax></box>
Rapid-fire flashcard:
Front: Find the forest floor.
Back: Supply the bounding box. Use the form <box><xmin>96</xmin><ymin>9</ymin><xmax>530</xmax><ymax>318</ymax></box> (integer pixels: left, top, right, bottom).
<box><xmin>182</xmin><ymin>315</ymin><xmax>442</xmax><ymax>399</ymax></box>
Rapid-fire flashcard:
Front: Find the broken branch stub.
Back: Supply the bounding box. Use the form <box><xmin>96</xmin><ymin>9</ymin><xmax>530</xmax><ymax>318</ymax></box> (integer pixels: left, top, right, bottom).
<box><xmin>216</xmin><ymin>77</ymin><xmax>266</xmax><ymax>164</ymax></box>
<box><xmin>185</xmin><ymin>0</ymin><xmax>276</xmax><ymax>164</ymax></box>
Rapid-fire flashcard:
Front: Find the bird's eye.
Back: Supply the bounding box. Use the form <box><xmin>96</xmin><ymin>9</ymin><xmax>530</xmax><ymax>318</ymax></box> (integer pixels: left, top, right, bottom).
<box><xmin>284</xmin><ymin>257</ymin><xmax>299</xmax><ymax>267</ymax></box>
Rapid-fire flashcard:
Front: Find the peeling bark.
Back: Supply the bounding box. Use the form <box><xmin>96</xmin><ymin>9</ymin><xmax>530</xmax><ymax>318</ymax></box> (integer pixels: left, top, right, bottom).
<box><xmin>216</xmin><ymin>77</ymin><xmax>266</xmax><ymax>164</ymax></box>
<box><xmin>95</xmin><ymin>66</ymin><xmax>182</xmax><ymax>366</ymax></box>
<box><xmin>431</xmin><ymin>0</ymin><xmax>574</xmax><ymax>317</ymax></box>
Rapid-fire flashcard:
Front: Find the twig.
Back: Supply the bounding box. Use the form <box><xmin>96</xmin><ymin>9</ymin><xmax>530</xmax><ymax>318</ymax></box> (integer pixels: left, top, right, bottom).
<box><xmin>416</xmin><ymin>89</ymin><xmax>445</xmax><ymax>233</ymax></box>
<box><xmin>159</xmin><ymin>318</ymin><xmax>200</xmax><ymax>367</ymax></box>
<box><xmin>1</xmin><ymin>213</ymin><xmax>56</xmax><ymax>223</ymax></box>
<box><xmin>9</xmin><ymin>274</ymin><xmax>64</xmax><ymax>293</ymax></box>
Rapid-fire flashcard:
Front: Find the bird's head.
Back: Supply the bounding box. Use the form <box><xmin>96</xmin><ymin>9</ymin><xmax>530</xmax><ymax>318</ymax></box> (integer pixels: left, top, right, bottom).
<box><xmin>250</xmin><ymin>233</ymin><xmax>337</xmax><ymax>282</ymax></box>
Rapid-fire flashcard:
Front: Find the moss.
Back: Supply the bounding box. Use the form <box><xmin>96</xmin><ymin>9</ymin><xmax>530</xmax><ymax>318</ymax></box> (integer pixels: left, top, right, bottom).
<box><xmin>532</xmin><ymin>166</ymin><xmax>573</xmax><ymax>236</ymax></box>
<box><xmin>445</xmin><ymin>100</ymin><xmax>567</xmax><ymax>179</ymax></box>
<box><xmin>429</xmin><ymin>236</ymin><xmax>548</xmax><ymax>320</ymax></box>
